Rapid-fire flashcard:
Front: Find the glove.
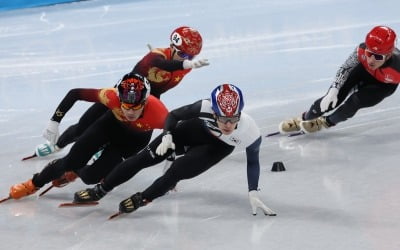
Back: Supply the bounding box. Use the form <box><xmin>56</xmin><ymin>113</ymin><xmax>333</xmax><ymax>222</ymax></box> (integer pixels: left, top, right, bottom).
<box><xmin>182</xmin><ymin>58</ymin><xmax>210</xmax><ymax>69</ymax></box>
<box><xmin>248</xmin><ymin>190</ymin><xmax>276</xmax><ymax>216</ymax></box>
<box><xmin>155</xmin><ymin>133</ymin><xmax>175</xmax><ymax>156</ymax></box>
<box><xmin>320</xmin><ymin>87</ymin><xmax>339</xmax><ymax>112</ymax></box>
<box><xmin>42</xmin><ymin>120</ymin><xmax>60</xmax><ymax>145</ymax></box>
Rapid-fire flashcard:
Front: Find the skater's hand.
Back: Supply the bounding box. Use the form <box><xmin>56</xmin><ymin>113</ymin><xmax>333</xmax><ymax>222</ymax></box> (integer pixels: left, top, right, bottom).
<box><xmin>320</xmin><ymin>87</ymin><xmax>339</xmax><ymax>112</ymax></box>
<box><xmin>43</xmin><ymin>120</ymin><xmax>60</xmax><ymax>145</ymax></box>
<box><xmin>183</xmin><ymin>58</ymin><xmax>209</xmax><ymax>69</ymax></box>
<box><xmin>156</xmin><ymin>133</ymin><xmax>175</xmax><ymax>156</ymax></box>
<box><xmin>248</xmin><ymin>190</ymin><xmax>276</xmax><ymax>216</ymax></box>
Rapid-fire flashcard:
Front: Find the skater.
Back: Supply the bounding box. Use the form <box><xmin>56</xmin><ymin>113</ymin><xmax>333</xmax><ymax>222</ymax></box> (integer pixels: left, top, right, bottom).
<box><xmin>35</xmin><ymin>26</ymin><xmax>209</xmax><ymax>158</ymax></box>
<box><xmin>74</xmin><ymin>83</ymin><xmax>276</xmax><ymax>217</ymax></box>
<box><xmin>7</xmin><ymin>74</ymin><xmax>168</xmax><ymax>201</ymax></box>
<box><xmin>279</xmin><ymin>25</ymin><xmax>400</xmax><ymax>134</ymax></box>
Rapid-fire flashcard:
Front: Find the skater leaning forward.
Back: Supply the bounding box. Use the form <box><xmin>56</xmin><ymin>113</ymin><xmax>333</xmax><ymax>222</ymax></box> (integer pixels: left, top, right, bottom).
<box><xmin>279</xmin><ymin>25</ymin><xmax>400</xmax><ymax>134</ymax></box>
<box><xmin>7</xmin><ymin>74</ymin><xmax>168</xmax><ymax>201</ymax></box>
<box><xmin>34</xmin><ymin>26</ymin><xmax>208</xmax><ymax>158</ymax></box>
<box><xmin>74</xmin><ymin>84</ymin><xmax>276</xmax><ymax>217</ymax></box>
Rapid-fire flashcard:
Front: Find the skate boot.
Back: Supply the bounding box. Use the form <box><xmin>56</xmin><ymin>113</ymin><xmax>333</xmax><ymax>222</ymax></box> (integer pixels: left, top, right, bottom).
<box><xmin>278</xmin><ymin>117</ymin><xmax>302</xmax><ymax>134</ymax></box>
<box><xmin>74</xmin><ymin>184</ymin><xmax>108</xmax><ymax>203</ymax></box>
<box><xmin>119</xmin><ymin>192</ymin><xmax>148</xmax><ymax>213</ymax></box>
<box><xmin>35</xmin><ymin>142</ymin><xmax>60</xmax><ymax>157</ymax></box>
<box><xmin>300</xmin><ymin>116</ymin><xmax>330</xmax><ymax>133</ymax></box>
<box><xmin>10</xmin><ymin>179</ymin><xmax>39</xmax><ymax>199</ymax></box>
<box><xmin>52</xmin><ymin>171</ymin><xmax>78</xmax><ymax>188</ymax></box>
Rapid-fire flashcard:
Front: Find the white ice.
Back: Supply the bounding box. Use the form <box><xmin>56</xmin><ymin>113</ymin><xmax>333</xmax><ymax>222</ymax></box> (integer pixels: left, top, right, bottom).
<box><xmin>0</xmin><ymin>0</ymin><xmax>400</xmax><ymax>249</ymax></box>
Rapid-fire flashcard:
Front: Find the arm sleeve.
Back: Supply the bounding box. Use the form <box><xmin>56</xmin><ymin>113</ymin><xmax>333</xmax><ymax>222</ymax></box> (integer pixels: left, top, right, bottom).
<box><xmin>163</xmin><ymin>100</ymin><xmax>203</xmax><ymax>133</ymax></box>
<box><xmin>151</xmin><ymin>54</ymin><xmax>185</xmax><ymax>71</ymax></box>
<box><xmin>50</xmin><ymin>88</ymin><xmax>100</xmax><ymax>122</ymax></box>
<box><xmin>331</xmin><ymin>47</ymin><xmax>360</xmax><ymax>90</ymax></box>
<box><xmin>132</xmin><ymin>52</ymin><xmax>184</xmax><ymax>72</ymax></box>
<box><xmin>246</xmin><ymin>136</ymin><xmax>262</xmax><ymax>191</ymax></box>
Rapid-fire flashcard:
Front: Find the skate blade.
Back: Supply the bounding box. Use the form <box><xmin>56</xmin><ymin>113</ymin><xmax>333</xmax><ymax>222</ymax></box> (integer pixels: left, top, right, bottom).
<box><xmin>0</xmin><ymin>196</ymin><xmax>11</xmax><ymax>204</ymax></box>
<box><xmin>265</xmin><ymin>131</ymin><xmax>304</xmax><ymax>137</ymax></box>
<box><xmin>21</xmin><ymin>153</ymin><xmax>37</xmax><ymax>161</ymax></box>
<box><xmin>265</xmin><ymin>131</ymin><xmax>280</xmax><ymax>137</ymax></box>
<box><xmin>287</xmin><ymin>131</ymin><xmax>305</xmax><ymax>137</ymax></box>
<box><xmin>39</xmin><ymin>185</ymin><xmax>54</xmax><ymax>196</ymax></box>
<box><xmin>59</xmin><ymin>201</ymin><xmax>99</xmax><ymax>207</ymax></box>
<box><xmin>108</xmin><ymin>211</ymin><xmax>123</xmax><ymax>220</ymax></box>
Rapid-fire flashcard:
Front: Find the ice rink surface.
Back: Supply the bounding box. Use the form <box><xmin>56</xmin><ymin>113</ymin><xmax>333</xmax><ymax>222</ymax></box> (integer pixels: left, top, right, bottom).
<box><xmin>0</xmin><ymin>0</ymin><xmax>400</xmax><ymax>249</ymax></box>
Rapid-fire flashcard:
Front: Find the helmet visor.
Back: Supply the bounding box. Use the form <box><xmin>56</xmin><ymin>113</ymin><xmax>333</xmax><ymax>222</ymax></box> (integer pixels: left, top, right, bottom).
<box><xmin>216</xmin><ymin>114</ymin><xmax>241</xmax><ymax>124</ymax></box>
<box><xmin>121</xmin><ymin>102</ymin><xmax>145</xmax><ymax>110</ymax></box>
<box><xmin>173</xmin><ymin>46</ymin><xmax>194</xmax><ymax>60</ymax></box>
<box><xmin>365</xmin><ymin>49</ymin><xmax>386</xmax><ymax>60</ymax></box>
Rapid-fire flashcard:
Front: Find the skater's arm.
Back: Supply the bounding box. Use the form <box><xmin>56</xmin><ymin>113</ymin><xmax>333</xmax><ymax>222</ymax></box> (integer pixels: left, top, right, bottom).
<box><xmin>149</xmin><ymin>52</ymin><xmax>185</xmax><ymax>71</ymax></box>
<box><xmin>246</xmin><ymin>136</ymin><xmax>261</xmax><ymax>191</ymax></box>
<box><xmin>331</xmin><ymin>47</ymin><xmax>359</xmax><ymax>89</ymax></box>
<box><xmin>50</xmin><ymin>88</ymin><xmax>101</xmax><ymax>122</ymax></box>
<box><xmin>246</xmin><ymin>136</ymin><xmax>276</xmax><ymax>216</ymax></box>
<box><xmin>162</xmin><ymin>100</ymin><xmax>203</xmax><ymax>132</ymax></box>
<box><xmin>132</xmin><ymin>51</ymin><xmax>184</xmax><ymax>72</ymax></box>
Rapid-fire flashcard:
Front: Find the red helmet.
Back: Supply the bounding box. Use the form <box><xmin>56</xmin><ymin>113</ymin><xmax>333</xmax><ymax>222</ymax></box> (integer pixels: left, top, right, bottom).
<box><xmin>170</xmin><ymin>26</ymin><xmax>203</xmax><ymax>56</ymax></box>
<box><xmin>365</xmin><ymin>26</ymin><xmax>397</xmax><ymax>54</ymax></box>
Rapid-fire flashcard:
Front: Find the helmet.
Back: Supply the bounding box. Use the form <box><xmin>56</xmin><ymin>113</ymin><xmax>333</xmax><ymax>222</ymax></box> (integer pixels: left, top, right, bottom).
<box><xmin>365</xmin><ymin>25</ymin><xmax>397</xmax><ymax>54</ymax></box>
<box><xmin>211</xmin><ymin>84</ymin><xmax>244</xmax><ymax>117</ymax></box>
<box><xmin>170</xmin><ymin>26</ymin><xmax>203</xmax><ymax>56</ymax></box>
<box><xmin>117</xmin><ymin>73</ymin><xmax>150</xmax><ymax>104</ymax></box>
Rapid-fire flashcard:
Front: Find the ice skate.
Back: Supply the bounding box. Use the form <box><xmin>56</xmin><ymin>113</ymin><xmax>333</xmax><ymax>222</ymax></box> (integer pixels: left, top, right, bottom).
<box><xmin>300</xmin><ymin>116</ymin><xmax>330</xmax><ymax>133</ymax></box>
<box><xmin>73</xmin><ymin>184</ymin><xmax>108</xmax><ymax>203</ymax></box>
<box><xmin>52</xmin><ymin>171</ymin><xmax>78</xmax><ymax>188</ymax></box>
<box><xmin>9</xmin><ymin>179</ymin><xmax>38</xmax><ymax>199</ymax></box>
<box><xmin>35</xmin><ymin>142</ymin><xmax>60</xmax><ymax>157</ymax></box>
<box><xmin>278</xmin><ymin>117</ymin><xmax>302</xmax><ymax>134</ymax></box>
<box><xmin>119</xmin><ymin>192</ymin><xmax>148</xmax><ymax>213</ymax></box>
